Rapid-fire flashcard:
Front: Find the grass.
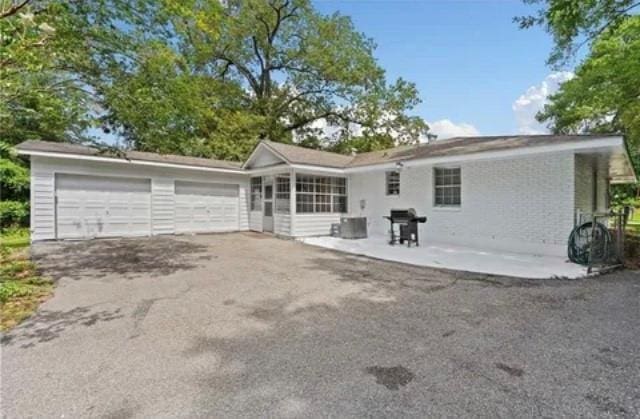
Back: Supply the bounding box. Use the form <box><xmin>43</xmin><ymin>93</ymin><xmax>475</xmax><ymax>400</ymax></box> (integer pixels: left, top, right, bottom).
<box><xmin>0</xmin><ymin>227</ymin><xmax>30</xmax><ymax>248</ymax></box>
<box><xmin>0</xmin><ymin>227</ymin><xmax>53</xmax><ymax>331</ymax></box>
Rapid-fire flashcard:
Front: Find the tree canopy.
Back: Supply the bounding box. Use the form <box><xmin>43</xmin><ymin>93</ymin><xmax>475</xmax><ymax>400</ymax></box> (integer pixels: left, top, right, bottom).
<box><xmin>518</xmin><ymin>0</ymin><xmax>640</xmax><ymax>201</ymax></box>
<box><xmin>100</xmin><ymin>0</ymin><xmax>428</xmax><ymax>158</ymax></box>
<box><xmin>516</xmin><ymin>0</ymin><xmax>640</xmax><ymax>66</ymax></box>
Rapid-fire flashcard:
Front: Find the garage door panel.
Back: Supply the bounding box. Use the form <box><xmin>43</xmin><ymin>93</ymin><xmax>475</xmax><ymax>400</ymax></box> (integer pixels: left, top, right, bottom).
<box><xmin>55</xmin><ymin>174</ymin><xmax>151</xmax><ymax>239</ymax></box>
<box><xmin>174</xmin><ymin>181</ymin><xmax>239</xmax><ymax>233</ymax></box>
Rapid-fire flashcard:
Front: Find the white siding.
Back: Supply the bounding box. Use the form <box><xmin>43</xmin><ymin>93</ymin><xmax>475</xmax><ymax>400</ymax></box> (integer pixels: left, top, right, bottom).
<box><xmin>30</xmin><ymin>170</ymin><xmax>55</xmax><ymax>241</ymax></box>
<box><xmin>29</xmin><ymin>156</ymin><xmax>249</xmax><ymax>241</ymax></box>
<box><xmin>293</xmin><ymin>213</ymin><xmax>341</xmax><ymax>237</ymax></box>
<box><xmin>349</xmin><ymin>152</ymin><xmax>576</xmax><ymax>256</ymax></box>
<box><xmin>249</xmin><ymin>147</ymin><xmax>284</xmax><ymax>168</ymax></box>
<box><xmin>238</xmin><ymin>185</ymin><xmax>250</xmax><ymax>231</ymax></box>
<box><xmin>274</xmin><ymin>214</ymin><xmax>291</xmax><ymax>236</ymax></box>
<box><xmin>249</xmin><ymin>211</ymin><xmax>263</xmax><ymax>232</ymax></box>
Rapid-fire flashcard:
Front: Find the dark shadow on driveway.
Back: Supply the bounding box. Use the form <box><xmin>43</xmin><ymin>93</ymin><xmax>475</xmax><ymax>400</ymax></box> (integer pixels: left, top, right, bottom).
<box><xmin>178</xmin><ymin>253</ymin><xmax>640</xmax><ymax>417</ymax></box>
<box><xmin>1</xmin><ymin>306</ymin><xmax>124</xmax><ymax>348</ymax></box>
<box><xmin>31</xmin><ymin>236</ymin><xmax>211</xmax><ymax>281</ymax></box>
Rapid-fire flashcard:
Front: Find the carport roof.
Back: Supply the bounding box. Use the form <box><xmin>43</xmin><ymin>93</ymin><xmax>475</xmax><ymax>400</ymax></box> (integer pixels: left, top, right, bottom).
<box><xmin>16</xmin><ymin>140</ymin><xmax>243</xmax><ymax>171</ymax></box>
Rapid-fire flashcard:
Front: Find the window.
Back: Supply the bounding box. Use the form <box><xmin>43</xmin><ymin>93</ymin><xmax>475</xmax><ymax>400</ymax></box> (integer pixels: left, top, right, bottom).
<box><xmin>250</xmin><ymin>177</ymin><xmax>262</xmax><ymax>211</ymax></box>
<box><xmin>434</xmin><ymin>167</ymin><xmax>461</xmax><ymax>207</ymax></box>
<box><xmin>275</xmin><ymin>175</ymin><xmax>290</xmax><ymax>214</ymax></box>
<box><xmin>296</xmin><ymin>175</ymin><xmax>347</xmax><ymax>214</ymax></box>
<box><xmin>386</xmin><ymin>171</ymin><xmax>400</xmax><ymax>195</ymax></box>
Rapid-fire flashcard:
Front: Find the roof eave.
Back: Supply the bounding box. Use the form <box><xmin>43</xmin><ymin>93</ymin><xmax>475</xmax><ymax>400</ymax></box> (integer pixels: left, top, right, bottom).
<box><xmin>17</xmin><ymin>149</ymin><xmax>246</xmax><ymax>174</ymax></box>
<box><xmin>344</xmin><ymin>136</ymin><xmax>627</xmax><ymax>172</ymax></box>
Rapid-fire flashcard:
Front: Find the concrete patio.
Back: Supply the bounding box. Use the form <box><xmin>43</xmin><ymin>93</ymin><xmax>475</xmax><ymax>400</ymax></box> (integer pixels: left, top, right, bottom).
<box><xmin>301</xmin><ymin>235</ymin><xmax>587</xmax><ymax>279</ymax></box>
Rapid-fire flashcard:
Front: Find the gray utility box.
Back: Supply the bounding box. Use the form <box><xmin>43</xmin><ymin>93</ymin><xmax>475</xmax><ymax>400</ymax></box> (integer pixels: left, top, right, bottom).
<box><xmin>340</xmin><ymin>217</ymin><xmax>368</xmax><ymax>239</ymax></box>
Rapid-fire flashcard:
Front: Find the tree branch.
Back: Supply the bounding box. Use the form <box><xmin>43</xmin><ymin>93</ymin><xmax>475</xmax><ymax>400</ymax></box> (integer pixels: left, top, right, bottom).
<box><xmin>285</xmin><ymin>110</ymin><xmax>367</xmax><ymax>132</ymax></box>
<box><xmin>0</xmin><ymin>0</ymin><xmax>31</xmax><ymax>19</ymax></box>
<box><xmin>214</xmin><ymin>51</ymin><xmax>261</xmax><ymax>95</ymax></box>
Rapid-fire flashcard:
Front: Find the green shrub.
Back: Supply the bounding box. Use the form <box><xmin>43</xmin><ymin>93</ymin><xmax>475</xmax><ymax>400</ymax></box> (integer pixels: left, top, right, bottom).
<box><xmin>0</xmin><ymin>200</ymin><xmax>29</xmax><ymax>228</ymax></box>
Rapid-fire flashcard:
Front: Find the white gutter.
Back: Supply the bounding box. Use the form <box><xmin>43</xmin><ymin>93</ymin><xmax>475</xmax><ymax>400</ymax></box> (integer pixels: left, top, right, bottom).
<box><xmin>17</xmin><ymin>150</ymin><xmax>247</xmax><ymax>175</ymax></box>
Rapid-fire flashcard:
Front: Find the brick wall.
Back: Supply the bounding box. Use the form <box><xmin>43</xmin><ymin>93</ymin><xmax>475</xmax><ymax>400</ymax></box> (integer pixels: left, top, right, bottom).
<box><xmin>349</xmin><ymin>152</ymin><xmax>576</xmax><ymax>256</ymax></box>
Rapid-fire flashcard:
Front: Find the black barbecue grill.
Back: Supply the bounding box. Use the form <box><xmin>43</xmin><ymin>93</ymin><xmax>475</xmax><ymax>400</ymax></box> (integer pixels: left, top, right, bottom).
<box><xmin>383</xmin><ymin>208</ymin><xmax>427</xmax><ymax>247</ymax></box>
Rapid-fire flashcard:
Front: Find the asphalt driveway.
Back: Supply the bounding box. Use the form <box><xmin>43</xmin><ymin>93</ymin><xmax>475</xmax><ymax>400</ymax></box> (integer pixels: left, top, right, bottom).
<box><xmin>2</xmin><ymin>232</ymin><xmax>640</xmax><ymax>418</ymax></box>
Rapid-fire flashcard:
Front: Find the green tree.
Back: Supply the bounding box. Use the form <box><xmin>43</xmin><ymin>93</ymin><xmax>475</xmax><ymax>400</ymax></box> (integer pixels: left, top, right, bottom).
<box><xmin>516</xmin><ymin>0</ymin><xmax>640</xmax><ymax>65</ymax></box>
<box><xmin>518</xmin><ymin>0</ymin><xmax>640</xmax><ymax>204</ymax></box>
<box><xmin>104</xmin><ymin>0</ymin><xmax>428</xmax><ymax>155</ymax></box>
<box><xmin>0</xmin><ymin>1</ymin><xmax>97</xmax><ymax>146</ymax></box>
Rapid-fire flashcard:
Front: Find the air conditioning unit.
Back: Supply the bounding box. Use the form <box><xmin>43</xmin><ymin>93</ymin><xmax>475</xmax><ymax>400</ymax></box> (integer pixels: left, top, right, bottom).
<box><xmin>340</xmin><ymin>217</ymin><xmax>368</xmax><ymax>239</ymax></box>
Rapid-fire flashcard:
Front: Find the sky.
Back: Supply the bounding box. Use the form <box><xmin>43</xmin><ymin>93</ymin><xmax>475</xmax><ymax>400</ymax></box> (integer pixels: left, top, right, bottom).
<box><xmin>313</xmin><ymin>0</ymin><xmax>576</xmax><ymax>139</ymax></box>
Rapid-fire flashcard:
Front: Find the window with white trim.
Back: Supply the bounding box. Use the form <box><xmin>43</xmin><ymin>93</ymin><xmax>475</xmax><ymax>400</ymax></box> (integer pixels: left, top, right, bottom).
<box><xmin>250</xmin><ymin>177</ymin><xmax>262</xmax><ymax>211</ymax></box>
<box><xmin>386</xmin><ymin>170</ymin><xmax>400</xmax><ymax>195</ymax></box>
<box><xmin>434</xmin><ymin>167</ymin><xmax>461</xmax><ymax>207</ymax></box>
<box><xmin>296</xmin><ymin>175</ymin><xmax>347</xmax><ymax>214</ymax></box>
<box><xmin>275</xmin><ymin>175</ymin><xmax>290</xmax><ymax>214</ymax></box>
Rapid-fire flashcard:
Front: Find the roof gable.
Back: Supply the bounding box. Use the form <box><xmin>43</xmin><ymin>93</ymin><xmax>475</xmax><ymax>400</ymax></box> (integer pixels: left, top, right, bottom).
<box><xmin>261</xmin><ymin>140</ymin><xmax>354</xmax><ymax>168</ymax></box>
<box><xmin>243</xmin><ymin>142</ymin><xmax>289</xmax><ymax>169</ymax></box>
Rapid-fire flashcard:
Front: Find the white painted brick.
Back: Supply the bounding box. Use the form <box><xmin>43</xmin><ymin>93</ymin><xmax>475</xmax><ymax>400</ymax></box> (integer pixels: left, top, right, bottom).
<box><xmin>349</xmin><ymin>152</ymin><xmax>576</xmax><ymax>256</ymax></box>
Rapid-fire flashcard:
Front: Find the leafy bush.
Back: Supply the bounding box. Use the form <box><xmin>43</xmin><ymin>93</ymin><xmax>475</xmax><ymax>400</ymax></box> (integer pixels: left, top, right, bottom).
<box><xmin>0</xmin><ymin>200</ymin><xmax>29</xmax><ymax>228</ymax></box>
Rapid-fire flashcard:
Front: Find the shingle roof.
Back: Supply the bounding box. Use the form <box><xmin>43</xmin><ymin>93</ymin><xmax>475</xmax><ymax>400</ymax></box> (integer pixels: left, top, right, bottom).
<box><xmin>17</xmin><ymin>134</ymin><xmax>622</xmax><ymax>172</ymax></box>
<box><xmin>16</xmin><ymin>140</ymin><xmax>243</xmax><ymax>171</ymax></box>
<box><xmin>348</xmin><ymin>134</ymin><xmax>622</xmax><ymax>167</ymax></box>
<box><xmin>262</xmin><ymin>140</ymin><xmax>354</xmax><ymax>168</ymax></box>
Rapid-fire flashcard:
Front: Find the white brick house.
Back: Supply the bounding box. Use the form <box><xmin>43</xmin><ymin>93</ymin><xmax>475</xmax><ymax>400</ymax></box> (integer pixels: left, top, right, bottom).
<box><xmin>17</xmin><ymin>134</ymin><xmax>636</xmax><ymax>257</ymax></box>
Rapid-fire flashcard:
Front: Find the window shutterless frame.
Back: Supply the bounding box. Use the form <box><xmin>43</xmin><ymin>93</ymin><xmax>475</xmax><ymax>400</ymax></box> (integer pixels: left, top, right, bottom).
<box><xmin>433</xmin><ymin>167</ymin><xmax>461</xmax><ymax>207</ymax></box>
<box><xmin>295</xmin><ymin>175</ymin><xmax>347</xmax><ymax>214</ymax></box>
<box><xmin>386</xmin><ymin>170</ymin><xmax>400</xmax><ymax>196</ymax></box>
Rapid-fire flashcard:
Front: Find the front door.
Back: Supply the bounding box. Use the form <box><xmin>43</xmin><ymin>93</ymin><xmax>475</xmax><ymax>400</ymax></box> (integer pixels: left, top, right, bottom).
<box><xmin>263</xmin><ymin>182</ymin><xmax>274</xmax><ymax>232</ymax></box>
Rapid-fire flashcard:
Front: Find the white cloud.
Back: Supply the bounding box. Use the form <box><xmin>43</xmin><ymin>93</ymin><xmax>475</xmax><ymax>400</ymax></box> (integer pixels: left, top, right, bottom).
<box><xmin>426</xmin><ymin>119</ymin><xmax>480</xmax><ymax>141</ymax></box>
<box><xmin>512</xmin><ymin>71</ymin><xmax>574</xmax><ymax>135</ymax></box>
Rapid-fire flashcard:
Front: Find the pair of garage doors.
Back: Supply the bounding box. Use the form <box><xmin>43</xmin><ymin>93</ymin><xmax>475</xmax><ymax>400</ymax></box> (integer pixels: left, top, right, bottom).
<box><xmin>55</xmin><ymin>174</ymin><xmax>239</xmax><ymax>239</ymax></box>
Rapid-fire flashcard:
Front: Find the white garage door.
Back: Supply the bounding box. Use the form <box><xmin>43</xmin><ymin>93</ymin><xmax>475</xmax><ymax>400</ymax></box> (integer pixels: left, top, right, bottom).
<box><xmin>55</xmin><ymin>174</ymin><xmax>151</xmax><ymax>239</ymax></box>
<box><xmin>174</xmin><ymin>181</ymin><xmax>239</xmax><ymax>233</ymax></box>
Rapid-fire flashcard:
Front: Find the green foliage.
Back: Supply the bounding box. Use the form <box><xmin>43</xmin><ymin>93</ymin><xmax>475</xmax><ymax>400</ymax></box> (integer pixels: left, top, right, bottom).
<box><xmin>0</xmin><ymin>139</ymin><xmax>29</xmax><ymax>223</ymax></box>
<box><xmin>516</xmin><ymin>0</ymin><xmax>640</xmax><ymax>65</ymax></box>
<box><xmin>520</xmin><ymin>0</ymin><xmax>640</xmax><ymax>195</ymax></box>
<box><xmin>3</xmin><ymin>0</ymin><xmax>428</xmax><ymax>162</ymax></box>
<box><xmin>0</xmin><ymin>200</ymin><xmax>29</xmax><ymax>228</ymax></box>
<box><xmin>102</xmin><ymin>43</ymin><xmax>264</xmax><ymax>160</ymax></box>
<box><xmin>0</xmin><ymin>281</ymin><xmax>33</xmax><ymax>303</ymax></box>
<box><xmin>537</xmin><ymin>16</ymin><xmax>640</xmax><ymax>171</ymax></box>
<box><xmin>0</xmin><ymin>1</ymin><xmax>95</xmax><ymax>145</ymax></box>
<box><xmin>100</xmin><ymin>0</ymin><xmax>429</xmax><ymax>155</ymax></box>
<box><xmin>0</xmin><ymin>226</ymin><xmax>30</xmax><ymax>248</ymax></box>
<box><xmin>0</xmin><ymin>231</ymin><xmax>53</xmax><ymax>330</ymax></box>
<box><xmin>0</xmin><ymin>144</ymin><xmax>29</xmax><ymax>196</ymax></box>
